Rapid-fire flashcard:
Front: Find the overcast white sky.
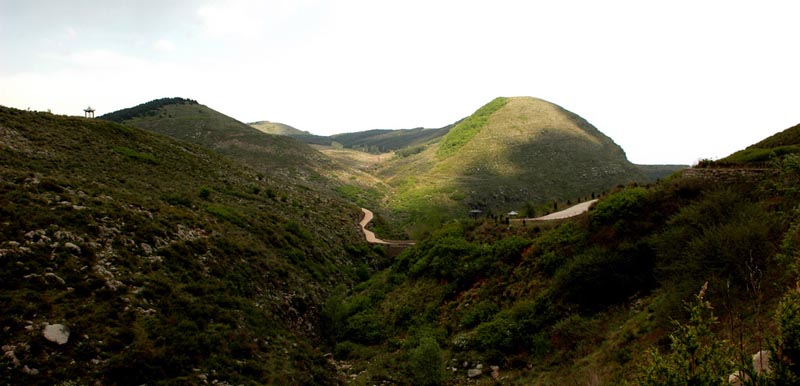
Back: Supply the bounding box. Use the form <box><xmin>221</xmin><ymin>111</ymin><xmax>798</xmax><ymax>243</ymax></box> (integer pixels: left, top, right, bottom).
<box><xmin>2</xmin><ymin>0</ymin><xmax>799</xmax><ymax>164</ymax></box>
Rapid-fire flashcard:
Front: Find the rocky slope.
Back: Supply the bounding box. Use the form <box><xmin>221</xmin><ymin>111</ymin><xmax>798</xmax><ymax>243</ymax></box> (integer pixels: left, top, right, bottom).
<box><xmin>0</xmin><ymin>106</ymin><xmax>381</xmax><ymax>385</ymax></box>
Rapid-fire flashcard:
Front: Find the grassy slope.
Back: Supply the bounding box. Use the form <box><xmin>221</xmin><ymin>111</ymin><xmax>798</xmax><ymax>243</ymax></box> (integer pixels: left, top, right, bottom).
<box><xmin>0</xmin><ymin>107</ymin><xmax>384</xmax><ymax>385</ymax></box>
<box><xmin>108</xmin><ymin>103</ymin><xmax>334</xmax><ymax>177</ymax></box>
<box><xmin>377</xmin><ymin>97</ymin><xmax>645</xmax><ymax>234</ymax></box>
<box><xmin>104</xmin><ymin>100</ymin><xmax>389</xmax><ymax>211</ymax></box>
<box><xmin>718</xmin><ymin>122</ymin><xmax>800</xmax><ymax>165</ymax></box>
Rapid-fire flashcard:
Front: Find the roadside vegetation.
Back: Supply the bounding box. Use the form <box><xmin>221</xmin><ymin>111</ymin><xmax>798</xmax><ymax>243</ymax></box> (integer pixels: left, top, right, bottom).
<box><xmin>322</xmin><ymin>154</ymin><xmax>800</xmax><ymax>385</ymax></box>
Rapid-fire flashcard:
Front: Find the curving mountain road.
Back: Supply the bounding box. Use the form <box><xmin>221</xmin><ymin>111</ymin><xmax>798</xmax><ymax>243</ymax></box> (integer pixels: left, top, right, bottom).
<box><xmin>359</xmin><ymin>208</ymin><xmax>389</xmax><ymax>244</ymax></box>
<box><xmin>521</xmin><ymin>199</ymin><xmax>598</xmax><ymax>221</ymax></box>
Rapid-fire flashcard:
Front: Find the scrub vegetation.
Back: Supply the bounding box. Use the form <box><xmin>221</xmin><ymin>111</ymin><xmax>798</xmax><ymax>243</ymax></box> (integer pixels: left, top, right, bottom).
<box><xmin>3</xmin><ymin>97</ymin><xmax>800</xmax><ymax>385</ymax></box>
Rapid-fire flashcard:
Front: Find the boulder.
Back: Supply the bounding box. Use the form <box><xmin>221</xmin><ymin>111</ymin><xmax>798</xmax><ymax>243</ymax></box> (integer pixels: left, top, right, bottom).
<box><xmin>753</xmin><ymin>350</ymin><xmax>771</xmax><ymax>375</ymax></box>
<box><xmin>728</xmin><ymin>370</ymin><xmax>749</xmax><ymax>386</ymax></box>
<box><xmin>467</xmin><ymin>368</ymin><xmax>482</xmax><ymax>378</ymax></box>
<box><xmin>42</xmin><ymin>323</ymin><xmax>70</xmax><ymax>345</ymax></box>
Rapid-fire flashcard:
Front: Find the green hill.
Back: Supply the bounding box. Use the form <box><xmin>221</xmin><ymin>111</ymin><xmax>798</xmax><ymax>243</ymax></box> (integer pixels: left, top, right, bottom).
<box><xmin>376</xmin><ymin>97</ymin><xmax>645</xmax><ymax>233</ymax></box>
<box><xmin>718</xmin><ymin>122</ymin><xmax>800</xmax><ymax>165</ymax></box>
<box><xmin>0</xmin><ymin>106</ymin><xmax>383</xmax><ymax>385</ymax></box>
<box><xmin>101</xmin><ymin>99</ymin><xmax>337</xmax><ymax>183</ymax></box>
<box><xmin>101</xmin><ymin>98</ymin><xmax>390</xmax><ymax>209</ymax></box>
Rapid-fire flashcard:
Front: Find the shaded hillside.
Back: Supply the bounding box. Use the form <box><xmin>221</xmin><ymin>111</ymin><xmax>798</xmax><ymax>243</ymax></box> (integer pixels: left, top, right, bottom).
<box><xmin>100</xmin><ymin>100</ymin><xmax>337</xmax><ymax>183</ymax></box>
<box><xmin>376</xmin><ymin>97</ymin><xmax>645</xmax><ymax>234</ymax></box>
<box><xmin>0</xmin><ymin>107</ymin><xmax>383</xmax><ymax>385</ymax></box>
<box><xmin>718</xmin><ymin>122</ymin><xmax>800</xmax><ymax>165</ymax></box>
<box><xmin>330</xmin><ymin>125</ymin><xmax>454</xmax><ymax>154</ymax></box>
<box><xmin>101</xmin><ymin>99</ymin><xmax>391</xmax><ymax>209</ymax></box>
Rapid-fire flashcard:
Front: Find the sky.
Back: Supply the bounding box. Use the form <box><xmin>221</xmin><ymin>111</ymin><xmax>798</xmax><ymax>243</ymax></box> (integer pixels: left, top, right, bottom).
<box><xmin>1</xmin><ymin>0</ymin><xmax>799</xmax><ymax>165</ymax></box>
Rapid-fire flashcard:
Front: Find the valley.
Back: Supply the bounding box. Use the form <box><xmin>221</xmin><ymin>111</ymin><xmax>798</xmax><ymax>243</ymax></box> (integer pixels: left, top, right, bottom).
<box><xmin>2</xmin><ymin>97</ymin><xmax>799</xmax><ymax>386</ymax></box>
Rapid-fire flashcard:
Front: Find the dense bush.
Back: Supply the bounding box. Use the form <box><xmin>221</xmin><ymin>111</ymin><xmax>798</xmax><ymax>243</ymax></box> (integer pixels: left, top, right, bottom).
<box><xmin>590</xmin><ymin>186</ymin><xmax>649</xmax><ymax>226</ymax></box>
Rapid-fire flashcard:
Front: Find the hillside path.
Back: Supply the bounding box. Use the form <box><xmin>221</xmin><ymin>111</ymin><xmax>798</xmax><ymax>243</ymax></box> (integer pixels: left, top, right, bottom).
<box><xmin>359</xmin><ymin>208</ymin><xmax>389</xmax><ymax>244</ymax></box>
<box><xmin>359</xmin><ymin>208</ymin><xmax>416</xmax><ymax>246</ymax></box>
<box><xmin>519</xmin><ymin>199</ymin><xmax>599</xmax><ymax>221</ymax></box>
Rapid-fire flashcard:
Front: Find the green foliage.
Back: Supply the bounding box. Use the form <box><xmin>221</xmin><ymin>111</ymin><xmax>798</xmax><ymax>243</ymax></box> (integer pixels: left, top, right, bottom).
<box><xmin>459</xmin><ymin>300</ymin><xmax>500</xmax><ymax>328</ymax></box>
<box><xmin>654</xmin><ymin>188</ymin><xmax>776</xmax><ymax>311</ymax></box>
<box><xmin>437</xmin><ymin>97</ymin><xmax>508</xmax><ymax>158</ymax></box>
<box><xmin>396</xmin><ymin>145</ymin><xmax>426</xmax><ymax>158</ymax></box>
<box><xmin>638</xmin><ymin>284</ymin><xmax>733</xmax><ymax>386</ymax></box>
<box><xmin>336</xmin><ymin>184</ymin><xmax>383</xmax><ymax>206</ymax></box>
<box><xmin>771</xmin><ymin>290</ymin><xmax>800</xmax><ymax>384</ymax></box>
<box><xmin>722</xmin><ymin>146</ymin><xmax>800</xmax><ymax>165</ymax></box>
<box><xmin>206</xmin><ymin>204</ymin><xmax>247</xmax><ymax>226</ymax></box>
<box><xmin>591</xmin><ymin>186</ymin><xmax>649</xmax><ymax>226</ymax></box>
<box><xmin>112</xmin><ymin>146</ymin><xmax>159</xmax><ymax>164</ymax></box>
<box><xmin>408</xmin><ymin>336</ymin><xmax>445</xmax><ymax>386</ymax></box>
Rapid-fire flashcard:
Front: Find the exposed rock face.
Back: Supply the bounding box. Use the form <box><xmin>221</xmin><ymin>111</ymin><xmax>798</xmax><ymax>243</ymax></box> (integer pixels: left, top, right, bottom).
<box><xmin>42</xmin><ymin>323</ymin><xmax>70</xmax><ymax>345</ymax></box>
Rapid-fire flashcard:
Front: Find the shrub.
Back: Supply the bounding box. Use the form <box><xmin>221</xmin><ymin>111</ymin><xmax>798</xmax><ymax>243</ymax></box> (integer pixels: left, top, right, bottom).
<box><xmin>770</xmin><ymin>290</ymin><xmax>800</xmax><ymax>384</ymax></box>
<box><xmin>198</xmin><ymin>186</ymin><xmax>211</xmax><ymax>199</ymax></box>
<box><xmin>408</xmin><ymin>336</ymin><xmax>444</xmax><ymax>386</ymax></box>
<box><xmin>638</xmin><ymin>283</ymin><xmax>733</xmax><ymax>386</ymax></box>
<box><xmin>590</xmin><ymin>186</ymin><xmax>648</xmax><ymax>226</ymax></box>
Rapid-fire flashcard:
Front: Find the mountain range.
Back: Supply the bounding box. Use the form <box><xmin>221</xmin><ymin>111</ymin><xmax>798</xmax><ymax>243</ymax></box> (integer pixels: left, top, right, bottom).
<box><xmin>3</xmin><ymin>96</ymin><xmax>798</xmax><ymax>385</ymax></box>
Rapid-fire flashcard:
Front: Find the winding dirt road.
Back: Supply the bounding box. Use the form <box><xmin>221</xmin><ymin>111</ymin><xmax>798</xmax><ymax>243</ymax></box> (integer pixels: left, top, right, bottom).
<box><xmin>359</xmin><ymin>208</ymin><xmax>389</xmax><ymax>244</ymax></box>
<box><xmin>360</xmin><ymin>199</ymin><xmax>596</xmax><ymax>245</ymax></box>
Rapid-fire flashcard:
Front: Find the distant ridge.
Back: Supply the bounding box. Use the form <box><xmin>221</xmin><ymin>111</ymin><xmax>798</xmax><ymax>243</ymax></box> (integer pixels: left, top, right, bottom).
<box><xmin>249</xmin><ymin>120</ymin><xmax>308</xmax><ymax>136</ymax></box>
